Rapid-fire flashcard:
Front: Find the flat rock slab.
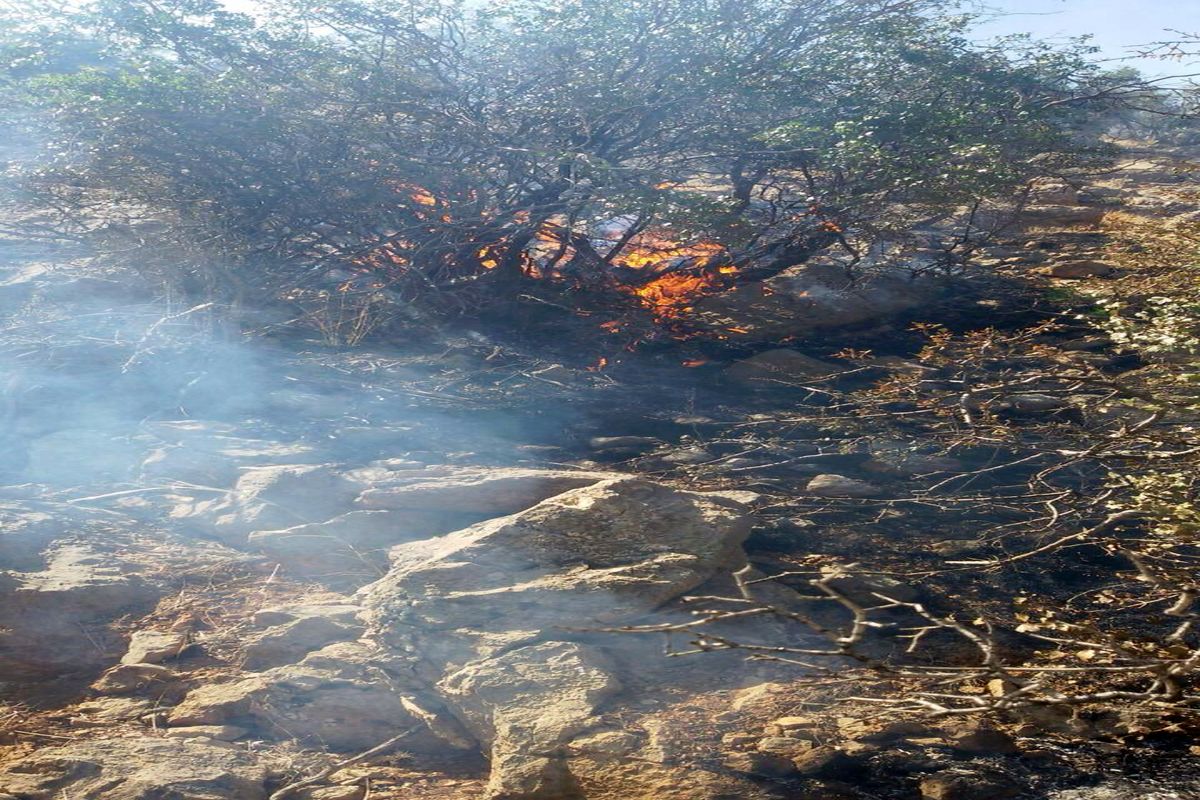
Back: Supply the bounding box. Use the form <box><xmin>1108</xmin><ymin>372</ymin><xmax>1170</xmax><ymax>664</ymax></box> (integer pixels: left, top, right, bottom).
<box><xmin>0</xmin><ymin>737</ymin><xmax>268</xmax><ymax>799</ymax></box>
<box><xmin>356</xmin><ymin>466</ymin><xmax>618</xmax><ymax>516</ymax></box>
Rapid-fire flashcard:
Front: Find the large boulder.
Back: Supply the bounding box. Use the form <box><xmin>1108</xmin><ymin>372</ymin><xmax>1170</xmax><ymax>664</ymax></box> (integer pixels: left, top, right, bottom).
<box><xmin>358</xmin><ymin>478</ymin><xmax>757</xmax><ymax>798</ymax></box>
<box><xmin>691</xmin><ymin>261</ymin><xmax>938</xmax><ymax>340</ymax></box>
<box><xmin>0</xmin><ymin>737</ymin><xmax>269</xmax><ymax>800</ymax></box>
<box><xmin>359</xmin><ymin>477</ymin><xmax>753</xmax><ymax>660</ymax></box>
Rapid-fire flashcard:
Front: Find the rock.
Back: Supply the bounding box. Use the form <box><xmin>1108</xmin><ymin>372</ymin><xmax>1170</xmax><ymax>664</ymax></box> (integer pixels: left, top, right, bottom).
<box><xmin>723</xmin><ymin>750</ymin><xmax>798</xmax><ymax>778</ymax></box>
<box><xmin>164</xmin><ymin>724</ymin><xmax>248</xmax><ymax>741</ymax></box>
<box><xmin>857</xmin><ymin>720</ymin><xmax>939</xmax><ymax>744</ymax></box>
<box><xmin>121</xmin><ymin>629</ymin><xmax>189</xmax><ymax>665</ymax></box>
<box><xmin>241</xmin><ymin>614</ymin><xmax>363</xmax><ymax>671</ymax></box>
<box><xmin>693</xmin><ymin>261</ymin><xmax>941</xmax><ymax>340</ymax></box>
<box><xmin>791</xmin><ymin>746</ymin><xmax>863</xmax><ymax>779</ymax></box>
<box><xmin>1000</xmin><ymin>393</ymin><xmax>1067</xmax><ymax>412</ymax></box>
<box><xmin>356</xmin><ymin>466</ymin><xmax>616</xmax><ymax>516</ymax></box>
<box><xmin>248</xmin><ymin>510</ymin><xmax>476</xmax><ymax>578</ymax></box>
<box><xmin>167</xmin><ymin>641</ymin><xmax>459</xmax><ymax>752</ymax></box>
<box><xmin>252</xmin><ymin>602</ymin><xmax>363</xmax><ymax>628</ymax></box>
<box><xmin>0</xmin><ymin>544</ymin><xmax>157</xmax><ymax>679</ymax></box>
<box><xmin>1047</xmin><ymin>260</ymin><xmax>1115</xmax><ymax>279</ymax></box>
<box><xmin>660</xmin><ymin>446</ymin><xmax>714</xmax><ymax>465</ymax></box>
<box><xmin>726</xmin><ymin>349</ymin><xmax>840</xmax><ymax>387</ymax></box>
<box><xmin>588</xmin><ymin>436</ymin><xmax>663</xmax><ymax>455</ymax></box>
<box><xmin>0</xmin><ymin>737</ymin><xmax>268</xmax><ymax>799</ymax></box>
<box><xmin>773</xmin><ymin>715</ymin><xmax>820</xmax><ymax>733</ymax></box>
<box><xmin>197</xmin><ymin>465</ymin><xmax>360</xmax><ymax>543</ymax></box>
<box><xmin>920</xmin><ymin>770</ymin><xmax>1021</xmax><ymax>800</ymax></box>
<box><xmin>294</xmin><ymin>788</ymin><xmax>365</xmax><ymax>800</ymax></box>
<box><xmin>71</xmin><ymin>697</ymin><xmax>156</xmax><ymax>724</ymax></box>
<box><xmin>440</xmin><ymin>641</ymin><xmax>621</xmax><ymax>799</ymax></box>
<box><xmin>1019</xmin><ymin>205</ymin><xmax>1106</xmax><ymax>228</ymax></box>
<box><xmin>864</xmin><ymin>451</ymin><xmax>962</xmax><ymax>476</ymax></box>
<box><xmin>1030</xmin><ymin>181</ymin><xmax>1081</xmax><ymax>206</ymax></box>
<box><xmin>92</xmin><ymin>663</ymin><xmax>178</xmax><ymax>695</ymax></box>
<box><xmin>806</xmin><ymin>474</ymin><xmax>881</xmax><ymax>498</ymax></box>
<box><xmin>756</xmin><ymin>735</ymin><xmax>813</xmax><ymax>757</ymax></box>
<box><xmin>568</xmin><ymin>728</ymin><xmax>643</xmax><ymax>757</ymax></box>
<box><xmin>360</xmin><ymin>478</ymin><xmax>753</xmax><ymax>655</ymax></box>
<box><xmin>822</xmin><ymin>574</ymin><xmax>920</xmax><ymax>605</ymax></box>
<box><xmin>946</xmin><ymin>722</ymin><xmax>1019</xmax><ymax>755</ymax></box>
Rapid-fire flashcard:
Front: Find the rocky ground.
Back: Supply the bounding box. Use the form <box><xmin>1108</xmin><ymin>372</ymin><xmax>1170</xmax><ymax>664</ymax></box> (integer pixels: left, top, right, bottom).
<box><xmin>1</xmin><ymin>140</ymin><xmax>1200</xmax><ymax>800</ymax></box>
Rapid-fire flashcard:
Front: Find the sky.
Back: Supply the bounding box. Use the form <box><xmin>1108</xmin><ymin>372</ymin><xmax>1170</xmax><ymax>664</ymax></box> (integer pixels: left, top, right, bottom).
<box><xmin>973</xmin><ymin>1</ymin><xmax>1200</xmax><ymax>77</ymax></box>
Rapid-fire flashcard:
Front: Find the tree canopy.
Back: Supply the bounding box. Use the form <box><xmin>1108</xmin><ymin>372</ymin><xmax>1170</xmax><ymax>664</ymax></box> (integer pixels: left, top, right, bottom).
<box><xmin>0</xmin><ymin>0</ymin><xmax>1141</xmax><ymax>331</ymax></box>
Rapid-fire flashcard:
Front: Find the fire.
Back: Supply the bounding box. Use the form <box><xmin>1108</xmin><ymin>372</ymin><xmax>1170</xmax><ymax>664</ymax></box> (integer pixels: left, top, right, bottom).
<box><xmin>609</xmin><ymin>234</ymin><xmax>736</xmax><ymax>323</ymax></box>
<box><xmin>586</xmin><ymin>356</ymin><xmax>609</xmax><ymax>372</ymax></box>
<box><xmin>682</xmin><ymin>358</ymin><xmax>708</xmax><ymax>367</ymax></box>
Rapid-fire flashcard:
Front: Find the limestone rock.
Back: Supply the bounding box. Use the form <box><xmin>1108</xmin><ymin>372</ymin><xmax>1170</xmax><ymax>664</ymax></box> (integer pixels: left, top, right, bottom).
<box><xmin>1046</xmin><ymin>260</ymin><xmax>1116</xmax><ymax>279</ymax></box>
<box><xmin>248</xmin><ymin>509</ymin><xmax>479</xmax><ymax>577</ymax></box>
<box><xmin>723</xmin><ymin>750</ymin><xmax>798</xmax><ymax>778</ymax></box>
<box><xmin>198</xmin><ymin>464</ymin><xmax>360</xmax><ymax>542</ymax></box>
<box><xmin>121</xmin><ymin>629</ymin><xmax>189</xmax><ymax>665</ymax></box>
<box><xmin>360</xmin><ymin>478</ymin><xmax>753</xmax><ymax>655</ymax></box>
<box><xmin>356</xmin><ymin>466</ymin><xmax>615</xmax><ymax>516</ymax></box>
<box><xmin>791</xmin><ymin>746</ymin><xmax>863</xmax><ymax>779</ymax></box>
<box><xmin>0</xmin><ymin>737</ymin><xmax>268</xmax><ymax>799</ymax></box>
<box><xmin>440</xmin><ymin>641</ymin><xmax>621</xmax><ymax>799</ymax></box>
<box><xmin>806</xmin><ymin>474</ymin><xmax>881</xmax><ymax>498</ymax></box>
<box><xmin>692</xmin><ymin>261</ymin><xmax>940</xmax><ymax>340</ymax></box>
<box><xmin>588</xmin><ymin>436</ymin><xmax>663</xmax><ymax>455</ymax></box>
<box><xmin>920</xmin><ymin>770</ymin><xmax>1020</xmax><ymax>800</ymax></box>
<box><xmin>241</xmin><ymin>614</ymin><xmax>363</xmax><ymax>671</ymax></box>
<box><xmin>0</xmin><ymin>544</ymin><xmax>157</xmax><ymax>679</ymax></box>
<box><xmin>252</xmin><ymin>602</ymin><xmax>363</xmax><ymax>628</ymax></box>
<box><xmin>726</xmin><ymin>349</ymin><xmax>840</xmax><ymax>387</ymax></box>
<box><xmin>1019</xmin><ymin>205</ymin><xmax>1106</xmax><ymax>228</ymax></box>
<box><xmin>164</xmin><ymin>724</ymin><xmax>248</xmax><ymax>741</ymax></box>
<box><xmin>167</xmin><ymin>642</ymin><xmax>454</xmax><ymax>752</ymax></box>
<box><xmin>92</xmin><ymin>662</ymin><xmax>178</xmax><ymax>695</ymax></box>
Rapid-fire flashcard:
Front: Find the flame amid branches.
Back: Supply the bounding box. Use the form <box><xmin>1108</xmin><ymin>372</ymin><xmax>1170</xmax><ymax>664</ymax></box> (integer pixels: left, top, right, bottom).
<box><xmin>611</xmin><ymin>235</ymin><xmax>735</xmax><ymax>323</ymax></box>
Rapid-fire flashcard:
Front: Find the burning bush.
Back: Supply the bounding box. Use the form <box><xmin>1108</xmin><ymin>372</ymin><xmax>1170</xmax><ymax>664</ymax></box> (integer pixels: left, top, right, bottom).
<box><xmin>2</xmin><ymin>0</ymin><xmax>1136</xmax><ymax>340</ymax></box>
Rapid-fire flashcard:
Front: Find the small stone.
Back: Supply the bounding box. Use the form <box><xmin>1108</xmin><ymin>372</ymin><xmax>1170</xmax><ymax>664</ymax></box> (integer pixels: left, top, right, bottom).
<box><xmin>857</xmin><ymin>720</ymin><xmax>938</xmax><ymax>744</ymax></box>
<box><xmin>791</xmin><ymin>746</ymin><xmax>863</xmax><ymax>779</ymax></box>
<box><xmin>569</xmin><ymin>729</ymin><xmax>642</xmax><ymax>757</ymax></box>
<box><xmin>919</xmin><ymin>770</ymin><xmax>1020</xmax><ymax>800</ymax></box>
<box><xmin>949</xmin><ymin>724</ymin><xmax>1019</xmax><ymax>755</ymax></box>
<box><xmin>660</xmin><ymin>447</ymin><xmax>714</xmax><ymax>465</ymax></box>
<box><xmin>721</xmin><ymin>732</ymin><xmax>759</xmax><ymax>748</ymax></box>
<box><xmin>773</xmin><ymin>715</ymin><xmax>819</xmax><ymax>731</ymax></box>
<box><xmin>92</xmin><ymin>663</ymin><xmax>176</xmax><ymax>695</ymax></box>
<box><xmin>587</xmin><ymin>436</ymin><xmax>662</xmax><ymax>454</ymax></box>
<box><xmin>164</xmin><ymin>725</ymin><xmax>248</xmax><ymax>741</ymax></box>
<box><xmin>1046</xmin><ymin>260</ymin><xmax>1115</xmax><ymax>279</ymax></box>
<box><xmin>757</xmin><ymin>736</ymin><xmax>814</xmax><ymax>757</ymax></box>
<box><xmin>296</xmin><ymin>788</ymin><xmax>366</xmax><ymax>800</ymax></box>
<box><xmin>723</xmin><ymin>750</ymin><xmax>798</xmax><ymax>778</ymax></box>
<box><xmin>806</xmin><ymin>474</ymin><xmax>881</xmax><ymax>498</ymax></box>
<box><xmin>727</xmin><ymin>349</ymin><xmax>840</xmax><ymax>387</ymax></box>
<box><xmin>1002</xmin><ymin>393</ymin><xmax>1066</xmax><ymax>412</ymax></box>
<box><xmin>121</xmin><ymin>629</ymin><xmax>189</xmax><ymax>665</ymax></box>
